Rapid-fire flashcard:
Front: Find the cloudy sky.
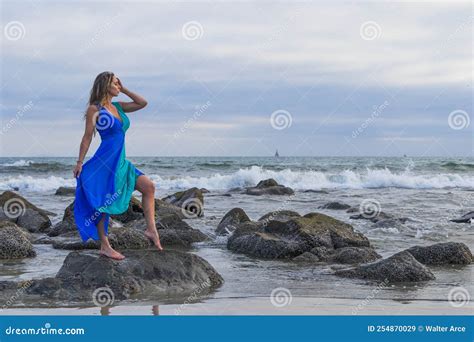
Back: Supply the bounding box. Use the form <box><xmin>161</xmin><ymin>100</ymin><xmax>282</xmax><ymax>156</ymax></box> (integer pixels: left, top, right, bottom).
<box><xmin>1</xmin><ymin>0</ymin><xmax>472</xmax><ymax>157</ymax></box>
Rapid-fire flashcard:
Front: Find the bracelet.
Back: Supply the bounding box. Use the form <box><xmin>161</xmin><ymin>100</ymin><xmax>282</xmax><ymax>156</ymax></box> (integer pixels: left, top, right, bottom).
<box><xmin>76</xmin><ymin>160</ymin><xmax>83</xmax><ymax>164</ymax></box>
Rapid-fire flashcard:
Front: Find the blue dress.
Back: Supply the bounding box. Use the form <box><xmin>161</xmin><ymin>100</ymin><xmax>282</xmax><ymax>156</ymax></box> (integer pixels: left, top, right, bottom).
<box><xmin>74</xmin><ymin>101</ymin><xmax>144</xmax><ymax>242</ymax></box>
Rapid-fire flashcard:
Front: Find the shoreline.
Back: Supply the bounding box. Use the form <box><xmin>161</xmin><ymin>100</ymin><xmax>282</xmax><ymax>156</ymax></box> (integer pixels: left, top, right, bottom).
<box><xmin>1</xmin><ymin>296</ymin><xmax>472</xmax><ymax>316</ymax></box>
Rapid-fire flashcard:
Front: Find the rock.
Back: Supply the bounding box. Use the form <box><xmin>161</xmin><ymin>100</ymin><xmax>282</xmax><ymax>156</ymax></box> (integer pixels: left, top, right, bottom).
<box><xmin>52</xmin><ymin>226</ymin><xmax>151</xmax><ymax>251</ymax></box>
<box><xmin>0</xmin><ymin>221</ymin><xmax>36</xmax><ymax>259</ymax></box>
<box><xmin>48</xmin><ymin>202</ymin><xmax>76</xmax><ymax>236</ymax></box>
<box><xmin>335</xmin><ymin>251</ymin><xmax>435</xmax><ymax>283</ymax></box>
<box><xmin>200</xmin><ymin>188</ymin><xmax>210</xmax><ymax>193</ymax></box>
<box><xmin>216</xmin><ymin>208</ymin><xmax>251</xmax><ymax>236</ymax></box>
<box><xmin>128</xmin><ymin>214</ymin><xmax>208</xmax><ymax>247</ymax></box>
<box><xmin>327</xmin><ymin>247</ymin><xmax>381</xmax><ymax>264</ymax></box>
<box><xmin>349</xmin><ymin>211</ymin><xmax>396</xmax><ymax>223</ymax></box>
<box><xmin>319</xmin><ymin>202</ymin><xmax>351</xmax><ymax>210</ymax></box>
<box><xmin>257</xmin><ymin>210</ymin><xmax>301</xmax><ymax>223</ymax></box>
<box><xmin>26</xmin><ymin>249</ymin><xmax>224</xmax><ymax>302</ymax></box>
<box><xmin>310</xmin><ymin>246</ymin><xmax>333</xmax><ymax>260</ymax></box>
<box><xmin>155</xmin><ymin>198</ymin><xmax>187</xmax><ymax>219</ymax></box>
<box><xmin>405</xmin><ymin>242</ymin><xmax>473</xmax><ymax>265</ymax></box>
<box><xmin>450</xmin><ymin>211</ymin><xmax>474</xmax><ymax>223</ymax></box>
<box><xmin>227</xmin><ymin>212</ymin><xmax>370</xmax><ymax>259</ymax></box>
<box><xmin>307</xmin><ymin>245</ymin><xmax>381</xmax><ymax>264</ymax></box>
<box><xmin>52</xmin><ymin>238</ymin><xmax>99</xmax><ymax>250</ymax></box>
<box><xmin>302</xmin><ymin>213</ymin><xmax>370</xmax><ymax>248</ymax></box>
<box><xmin>110</xmin><ymin>196</ymin><xmax>143</xmax><ymax>223</ymax></box>
<box><xmin>0</xmin><ymin>191</ymin><xmax>53</xmax><ymax>232</ymax></box>
<box><xmin>55</xmin><ymin>187</ymin><xmax>76</xmax><ymax>196</ymax></box>
<box><xmin>303</xmin><ymin>189</ymin><xmax>329</xmax><ymax>194</ymax></box>
<box><xmin>292</xmin><ymin>251</ymin><xmax>320</xmax><ymax>263</ymax></box>
<box><xmin>161</xmin><ymin>187</ymin><xmax>204</xmax><ymax>217</ymax></box>
<box><xmin>244</xmin><ymin>178</ymin><xmax>294</xmax><ymax>196</ymax></box>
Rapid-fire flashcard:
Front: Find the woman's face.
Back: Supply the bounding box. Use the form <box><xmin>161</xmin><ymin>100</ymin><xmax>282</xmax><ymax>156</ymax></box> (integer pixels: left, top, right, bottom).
<box><xmin>108</xmin><ymin>76</ymin><xmax>121</xmax><ymax>96</ymax></box>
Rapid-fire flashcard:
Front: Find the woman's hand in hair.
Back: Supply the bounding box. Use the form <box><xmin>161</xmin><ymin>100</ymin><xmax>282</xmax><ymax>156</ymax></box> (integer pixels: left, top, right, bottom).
<box><xmin>117</xmin><ymin>77</ymin><xmax>128</xmax><ymax>93</ymax></box>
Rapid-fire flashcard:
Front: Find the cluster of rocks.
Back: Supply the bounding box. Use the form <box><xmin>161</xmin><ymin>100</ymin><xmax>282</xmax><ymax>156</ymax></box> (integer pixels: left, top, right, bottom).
<box><xmin>221</xmin><ymin>209</ymin><xmax>375</xmax><ymax>261</ymax></box>
<box><xmin>217</xmin><ymin>207</ymin><xmax>473</xmax><ymax>283</ymax></box>
<box><xmin>0</xmin><ymin>188</ymin><xmax>223</xmax><ymax>304</ymax></box>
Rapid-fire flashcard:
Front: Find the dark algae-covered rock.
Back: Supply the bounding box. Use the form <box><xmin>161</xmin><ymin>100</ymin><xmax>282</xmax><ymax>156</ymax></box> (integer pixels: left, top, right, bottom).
<box><xmin>335</xmin><ymin>251</ymin><xmax>436</xmax><ymax>283</ymax></box>
<box><xmin>404</xmin><ymin>242</ymin><xmax>473</xmax><ymax>265</ymax></box>
<box><xmin>26</xmin><ymin>249</ymin><xmax>224</xmax><ymax>302</ymax></box>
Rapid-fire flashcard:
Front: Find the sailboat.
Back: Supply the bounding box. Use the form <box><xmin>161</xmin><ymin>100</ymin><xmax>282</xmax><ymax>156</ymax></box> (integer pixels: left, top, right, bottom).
<box><xmin>274</xmin><ymin>149</ymin><xmax>280</xmax><ymax>157</ymax></box>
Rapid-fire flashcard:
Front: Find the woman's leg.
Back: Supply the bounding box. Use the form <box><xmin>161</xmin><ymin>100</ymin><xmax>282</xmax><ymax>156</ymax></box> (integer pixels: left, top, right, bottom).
<box><xmin>97</xmin><ymin>213</ymin><xmax>125</xmax><ymax>260</ymax></box>
<box><xmin>135</xmin><ymin>175</ymin><xmax>163</xmax><ymax>250</ymax></box>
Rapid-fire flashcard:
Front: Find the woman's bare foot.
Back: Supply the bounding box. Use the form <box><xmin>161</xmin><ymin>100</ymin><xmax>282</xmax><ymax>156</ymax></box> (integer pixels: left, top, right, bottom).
<box><xmin>144</xmin><ymin>229</ymin><xmax>164</xmax><ymax>251</ymax></box>
<box><xmin>99</xmin><ymin>246</ymin><xmax>125</xmax><ymax>260</ymax></box>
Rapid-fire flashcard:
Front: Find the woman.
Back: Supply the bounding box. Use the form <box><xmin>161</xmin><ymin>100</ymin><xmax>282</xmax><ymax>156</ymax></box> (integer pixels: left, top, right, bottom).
<box><xmin>73</xmin><ymin>71</ymin><xmax>163</xmax><ymax>260</ymax></box>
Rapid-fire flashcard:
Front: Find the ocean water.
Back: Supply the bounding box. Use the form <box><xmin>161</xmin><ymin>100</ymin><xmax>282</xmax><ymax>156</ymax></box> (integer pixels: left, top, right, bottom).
<box><xmin>0</xmin><ymin>156</ymin><xmax>473</xmax><ymax>314</ymax></box>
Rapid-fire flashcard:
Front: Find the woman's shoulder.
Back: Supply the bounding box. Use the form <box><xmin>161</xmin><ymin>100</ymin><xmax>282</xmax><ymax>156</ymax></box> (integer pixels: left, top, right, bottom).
<box><xmin>86</xmin><ymin>104</ymin><xmax>101</xmax><ymax>115</ymax></box>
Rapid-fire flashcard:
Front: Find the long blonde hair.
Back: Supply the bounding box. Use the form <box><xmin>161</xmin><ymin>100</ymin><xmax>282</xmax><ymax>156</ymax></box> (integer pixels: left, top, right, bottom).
<box><xmin>84</xmin><ymin>71</ymin><xmax>115</xmax><ymax>135</ymax></box>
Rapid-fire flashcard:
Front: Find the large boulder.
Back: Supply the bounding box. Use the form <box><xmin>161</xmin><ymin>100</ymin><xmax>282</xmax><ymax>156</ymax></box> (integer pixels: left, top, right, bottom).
<box><xmin>216</xmin><ymin>208</ymin><xmax>251</xmax><ymax>236</ymax></box>
<box><xmin>0</xmin><ymin>221</ymin><xmax>36</xmax><ymax>259</ymax></box>
<box><xmin>335</xmin><ymin>251</ymin><xmax>436</xmax><ymax>283</ymax></box>
<box><xmin>0</xmin><ymin>191</ymin><xmax>53</xmax><ymax>233</ymax></box>
<box><xmin>25</xmin><ymin>250</ymin><xmax>224</xmax><ymax>302</ymax></box>
<box><xmin>244</xmin><ymin>179</ymin><xmax>294</xmax><ymax>196</ymax></box>
<box><xmin>227</xmin><ymin>212</ymin><xmax>370</xmax><ymax>259</ymax></box>
<box><xmin>404</xmin><ymin>242</ymin><xmax>473</xmax><ymax>265</ymax></box>
<box><xmin>161</xmin><ymin>187</ymin><xmax>204</xmax><ymax>217</ymax></box>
